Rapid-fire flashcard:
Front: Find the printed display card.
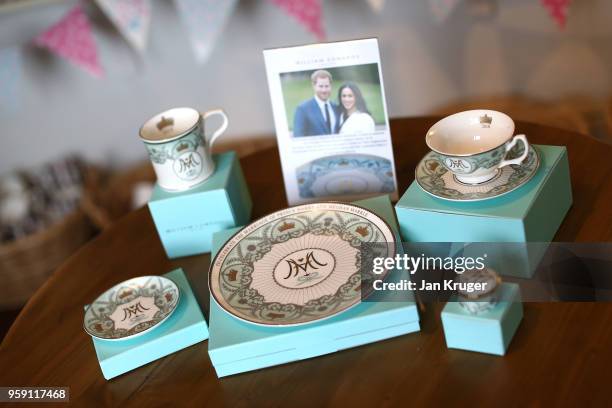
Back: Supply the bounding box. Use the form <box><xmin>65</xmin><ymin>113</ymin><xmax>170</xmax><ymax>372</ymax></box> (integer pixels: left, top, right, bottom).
<box><xmin>264</xmin><ymin>38</ymin><xmax>398</xmax><ymax>205</ymax></box>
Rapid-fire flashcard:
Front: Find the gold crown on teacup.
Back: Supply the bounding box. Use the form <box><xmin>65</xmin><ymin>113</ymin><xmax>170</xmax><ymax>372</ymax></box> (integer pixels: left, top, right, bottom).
<box><xmin>479</xmin><ymin>114</ymin><xmax>493</xmax><ymax>126</ymax></box>
<box><xmin>156</xmin><ymin>116</ymin><xmax>174</xmax><ymax>130</ymax></box>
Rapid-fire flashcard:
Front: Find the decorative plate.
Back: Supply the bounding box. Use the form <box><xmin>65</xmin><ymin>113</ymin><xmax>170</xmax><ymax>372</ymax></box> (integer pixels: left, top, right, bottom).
<box><xmin>415</xmin><ymin>145</ymin><xmax>540</xmax><ymax>202</ymax></box>
<box><xmin>209</xmin><ymin>202</ymin><xmax>396</xmax><ymax>326</ymax></box>
<box><xmin>84</xmin><ymin>276</ymin><xmax>180</xmax><ymax>341</ymax></box>
<box><xmin>296</xmin><ymin>154</ymin><xmax>396</xmax><ymax>198</ymax></box>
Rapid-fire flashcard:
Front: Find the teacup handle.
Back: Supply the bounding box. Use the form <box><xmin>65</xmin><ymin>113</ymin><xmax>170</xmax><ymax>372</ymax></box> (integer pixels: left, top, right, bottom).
<box><xmin>202</xmin><ymin>109</ymin><xmax>229</xmax><ymax>148</ymax></box>
<box><xmin>498</xmin><ymin>134</ymin><xmax>529</xmax><ymax>169</ymax></box>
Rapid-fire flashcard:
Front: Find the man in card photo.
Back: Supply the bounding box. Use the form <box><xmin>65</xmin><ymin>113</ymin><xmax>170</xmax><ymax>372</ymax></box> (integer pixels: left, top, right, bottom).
<box><xmin>293</xmin><ymin>70</ymin><xmax>340</xmax><ymax>137</ymax></box>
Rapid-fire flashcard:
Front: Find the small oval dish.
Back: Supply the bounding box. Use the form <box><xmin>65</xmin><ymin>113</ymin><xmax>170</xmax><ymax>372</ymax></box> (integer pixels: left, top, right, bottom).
<box><xmin>84</xmin><ymin>276</ymin><xmax>180</xmax><ymax>341</ymax></box>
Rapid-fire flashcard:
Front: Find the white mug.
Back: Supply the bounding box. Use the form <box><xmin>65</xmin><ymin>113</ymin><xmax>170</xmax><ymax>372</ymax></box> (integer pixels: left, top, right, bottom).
<box><xmin>139</xmin><ymin>107</ymin><xmax>228</xmax><ymax>191</ymax></box>
<box><xmin>426</xmin><ymin>110</ymin><xmax>530</xmax><ymax>184</ymax></box>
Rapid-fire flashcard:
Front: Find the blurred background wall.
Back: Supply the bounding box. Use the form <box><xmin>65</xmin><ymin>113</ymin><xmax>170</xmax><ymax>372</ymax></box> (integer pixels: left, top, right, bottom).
<box><xmin>1</xmin><ymin>0</ymin><xmax>611</xmax><ymax>174</ymax></box>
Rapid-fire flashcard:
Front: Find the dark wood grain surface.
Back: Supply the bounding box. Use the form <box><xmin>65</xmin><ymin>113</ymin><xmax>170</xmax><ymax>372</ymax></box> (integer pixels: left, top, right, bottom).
<box><xmin>2</xmin><ymin>117</ymin><xmax>612</xmax><ymax>407</ymax></box>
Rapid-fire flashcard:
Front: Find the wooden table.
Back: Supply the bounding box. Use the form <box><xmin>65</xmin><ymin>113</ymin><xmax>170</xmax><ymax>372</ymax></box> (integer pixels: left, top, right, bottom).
<box><xmin>2</xmin><ymin>117</ymin><xmax>612</xmax><ymax>406</ymax></box>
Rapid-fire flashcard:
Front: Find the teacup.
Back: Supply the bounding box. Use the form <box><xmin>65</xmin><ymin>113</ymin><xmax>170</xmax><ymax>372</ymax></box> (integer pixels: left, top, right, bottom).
<box><xmin>139</xmin><ymin>107</ymin><xmax>228</xmax><ymax>191</ymax></box>
<box><xmin>456</xmin><ymin>267</ymin><xmax>502</xmax><ymax>315</ymax></box>
<box><xmin>425</xmin><ymin>110</ymin><xmax>530</xmax><ymax>184</ymax></box>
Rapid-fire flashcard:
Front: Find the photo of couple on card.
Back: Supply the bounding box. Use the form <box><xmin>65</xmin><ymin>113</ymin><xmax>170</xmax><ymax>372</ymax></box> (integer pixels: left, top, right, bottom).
<box><xmin>281</xmin><ymin>64</ymin><xmax>387</xmax><ymax>137</ymax></box>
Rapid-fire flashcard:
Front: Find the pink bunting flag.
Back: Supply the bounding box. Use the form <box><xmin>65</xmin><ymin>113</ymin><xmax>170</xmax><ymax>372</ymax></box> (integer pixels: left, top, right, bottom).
<box><xmin>541</xmin><ymin>0</ymin><xmax>571</xmax><ymax>29</ymax></box>
<box><xmin>34</xmin><ymin>5</ymin><xmax>103</xmax><ymax>78</ymax></box>
<box><xmin>95</xmin><ymin>0</ymin><xmax>150</xmax><ymax>53</ymax></box>
<box><xmin>268</xmin><ymin>0</ymin><xmax>325</xmax><ymax>40</ymax></box>
<box><xmin>429</xmin><ymin>0</ymin><xmax>461</xmax><ymax>23</ymax></box>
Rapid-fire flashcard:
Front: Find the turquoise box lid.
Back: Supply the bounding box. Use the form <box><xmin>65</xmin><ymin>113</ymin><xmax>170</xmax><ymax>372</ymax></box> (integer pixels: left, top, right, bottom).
<box><xmin>397</xmin><ymin>145</ymin><xmax>570</xmax><ymax>220</ymax></box>
<box><xmin>395</xmin><ymin>145</ymin><xmax>572</xmax><ymax>243</ymax></box>
<box><xmin>395</xmin><ymin>145</ymin><xmax>572</xmax><ymax>277</ymax></box>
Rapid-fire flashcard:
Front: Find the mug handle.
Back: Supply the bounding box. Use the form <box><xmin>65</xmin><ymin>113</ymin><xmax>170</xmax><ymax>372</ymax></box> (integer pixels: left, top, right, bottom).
<box><xmin>498</xmin><ymin>134</ymin><xmax>529</xmax><ymax>169</ymax></box>
<box><xmin>202</xmin><ymin>109</ymin><xmax>229</xmax><ymax>148</ymax></box>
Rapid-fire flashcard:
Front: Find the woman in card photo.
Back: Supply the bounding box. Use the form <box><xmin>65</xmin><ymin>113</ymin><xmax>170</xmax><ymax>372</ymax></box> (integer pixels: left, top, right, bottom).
<box><xmin>337</xmin><ymin>82</ymin><xmax>376</xmax><ymax>134</ymax></box>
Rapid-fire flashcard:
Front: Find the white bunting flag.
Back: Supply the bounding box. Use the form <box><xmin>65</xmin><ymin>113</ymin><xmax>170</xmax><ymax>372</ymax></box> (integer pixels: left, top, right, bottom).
<box><xmin>174</xmin><ymin>0</ymin><xmax>238</xmax><ymax>64</ymax></box>
<box><xmin>95</xmin><ymin>0</ymin><xmax>151</xmax><ymax>53</ymax></box>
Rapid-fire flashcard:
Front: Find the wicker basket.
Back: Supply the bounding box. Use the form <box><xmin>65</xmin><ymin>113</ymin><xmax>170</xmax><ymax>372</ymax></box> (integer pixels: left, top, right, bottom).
<box><xmin>0</xmin><ymin>161</ymin><xmax>158</xmax><ymax>310</ymax></box>
<box><xmin>80</xmin><ymin>161</ymin><xmax>156</xmax><ymax>230</ymax></box>
<box><xmin>0</xmin><ymin>210</ymin><xmax>96</xmax><ymax>309</ymax></box>
<box><xmin>0</xmin><ymin>166</ymin><xmax>108</xmax><ymax>310</ymax></box>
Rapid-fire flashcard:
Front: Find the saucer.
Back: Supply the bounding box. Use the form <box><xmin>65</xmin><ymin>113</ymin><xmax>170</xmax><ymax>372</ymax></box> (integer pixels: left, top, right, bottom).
<box><xmin>209</xmin><ymin>202</ymin><xmax>396</xmax><ymax>327</ymax></box>
<box><xmin>296</xmin><ymin>154</ymin><xmax>396</xmax><ymax>198</ymax></box>
<box><xmin>415</xmin><ymin>145</ymin><xmax>540</xmax><ymax>202</ymax></box>
<box><xmin>84</xmin><ymin>276</ymin><xmax>180</xmax><ymax>341</ymax></box>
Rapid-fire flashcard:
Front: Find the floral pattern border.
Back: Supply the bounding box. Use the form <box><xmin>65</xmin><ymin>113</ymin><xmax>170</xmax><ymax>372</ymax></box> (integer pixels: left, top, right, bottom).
<box><xmin>296</xmin><ymin>155</ymin><xmax>395</xmax><ymax>198</ymax></box>
<box><xmin>144</xmin><ymin>130</ymin><xmax>203</xmax><ymax>165</ymax></box>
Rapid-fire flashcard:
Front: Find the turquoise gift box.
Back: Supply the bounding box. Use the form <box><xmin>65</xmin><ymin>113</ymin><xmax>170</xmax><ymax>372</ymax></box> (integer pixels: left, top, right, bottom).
<box><xmin>395</xmin><ymin>145</ymin><xmax>572</xmax><ymax>278</ymax></box>
<box><xmin>207</xmin><ymin>195</ymin><xmax>420</xmax><ymax>378</ymax></box>
<box><xmin>88</xmin><ymin>268</ymin><xmax>209</xmax><ymax>380</ymax></box>
<box><xmin>441</xmin><ymin>282</ymin><xmax>523</xmax><ymax>355</ymax></box>
<box><xmin>148</xmin><ymin>151</ymin><xmax>252</xmax><ymax>258</ymax></box>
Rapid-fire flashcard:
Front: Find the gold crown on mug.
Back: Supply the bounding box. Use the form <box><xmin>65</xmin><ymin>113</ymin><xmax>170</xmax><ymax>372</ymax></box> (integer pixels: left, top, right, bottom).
<box><xmin>176</xmin><ymin>142</ymin><xmax>190</xmax><ymax>152</ymax></box>
<box><xmin>156</xmin><ymin>116</ymin><xmax>174</xmax><ymax>130</ymax></box>
<box><xmin>479</xmin><ymin>114</ymin><xmax>493</xmax><ymax>127</ymax></box>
